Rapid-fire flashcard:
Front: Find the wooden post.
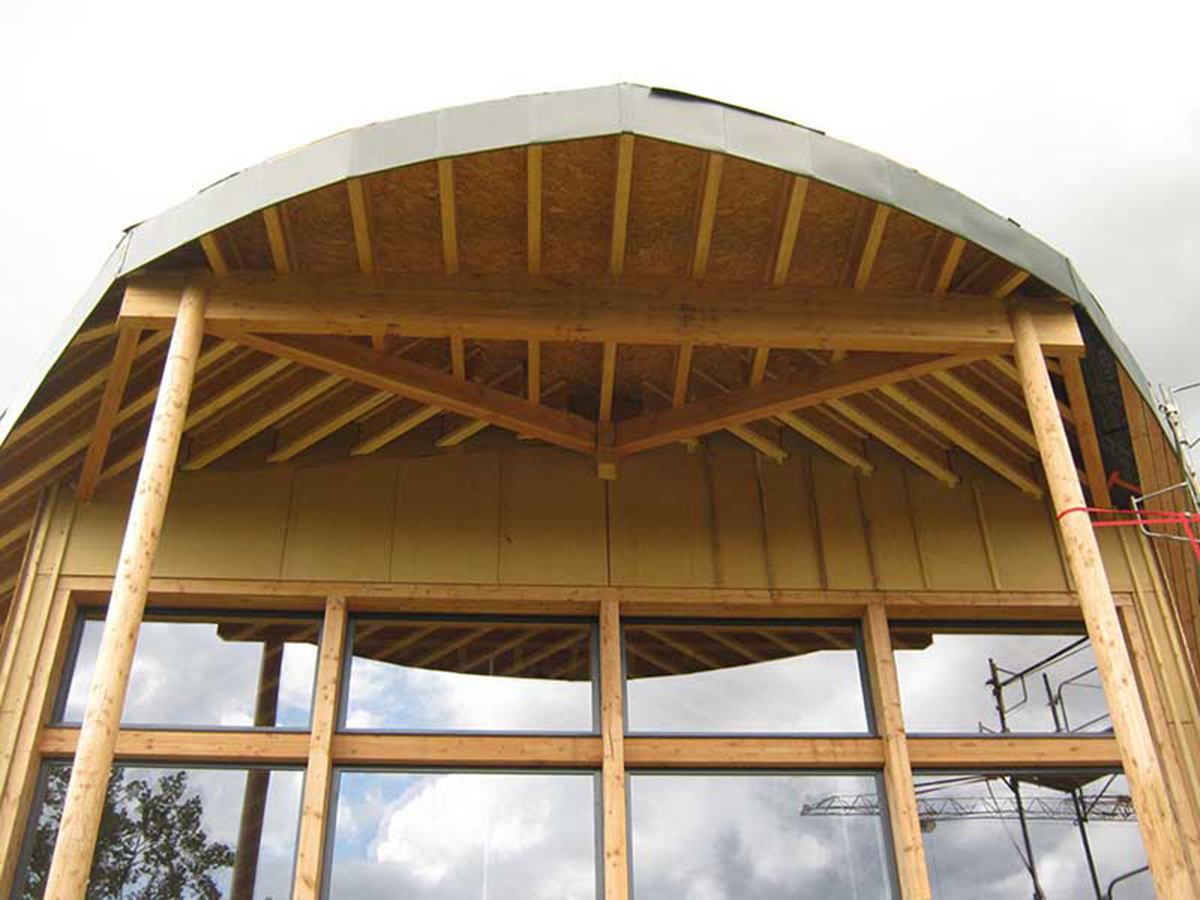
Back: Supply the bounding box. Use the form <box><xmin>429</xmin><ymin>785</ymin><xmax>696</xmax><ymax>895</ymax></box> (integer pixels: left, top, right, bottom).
<box><xmin>230</xmin><ymin>640</ymin><xmax>284</xmax><ymax>900</ymax></box>
<box><xmin>1009</xmin><ymin>305</ymin><xmax>1191</xmax><ymax>897</ymax></box>
<box><xmin>862</xmin><ymin>603</ymin><xmax>931</xmax><ymax>900</ymax></box>
<box><xmin>291</xmin><ymin>596</ymin><xmax>347</xmax><ymax>900</ymax></box>
<box><xmin>41</xmin><ymin>283</ymin><xmax>207</xmax><ymax>900</ymax></box>
<box><xmin>599</xmin><ymin>597</ymin><xmax>629</xmax><ymax>900</ymax></box>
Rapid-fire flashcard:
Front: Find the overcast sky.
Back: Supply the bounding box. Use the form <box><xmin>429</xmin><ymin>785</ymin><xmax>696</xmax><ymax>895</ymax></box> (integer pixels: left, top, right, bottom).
<box><xmin>2</xmin><ymin>2</ymin><xmax>1197</xmax><ymax>443</ymax></box>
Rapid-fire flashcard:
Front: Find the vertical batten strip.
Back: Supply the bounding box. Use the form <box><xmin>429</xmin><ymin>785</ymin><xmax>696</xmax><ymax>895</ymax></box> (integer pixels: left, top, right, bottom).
<box><xmin>291</xmin><ymin>596</ymin><xmax>347</xmax><ymax>900</ymax></box>
<box><xmin>1010</xmin><ymin>304</ymin><xmax>1191</xmax><ymax>898</ymax></box>
<box><xmin>600</xmin><ymin>597</ymin><xmax>629</xmax><ymax>900</ymax></box>
<box><xmin>862</xmin><ymin>603</ymin><xmax>932</xmax><ymax>900</ymax></box>
<box><xmin>40</xmin><ymin>283</ymin><xmax>208</xmax><ymax>900</ymax></box>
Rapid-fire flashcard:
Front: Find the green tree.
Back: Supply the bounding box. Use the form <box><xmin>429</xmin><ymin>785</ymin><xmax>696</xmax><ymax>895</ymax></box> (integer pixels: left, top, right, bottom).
<box><xmin>22</xmin><ymin>766</ymin><xmax>236</xmax><ymax>900</ymax></box>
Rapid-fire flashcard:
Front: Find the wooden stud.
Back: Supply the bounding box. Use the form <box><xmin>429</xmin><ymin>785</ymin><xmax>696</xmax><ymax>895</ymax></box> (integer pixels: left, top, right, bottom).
<box><xmin>772</xmin><ymin>176</ymin><xmax>809</xmax><ymax>287</ymax></box>
<box><xmin>527</xmin><ymin>144</ymin><xmax>543</xmax><ymax>276</ymax></box>
<box><xmin>600</xmin><ymin>341</ymin><xmax>618</xmax><ymax>422</ymax></box>
<box><xmin>854</xmin><ymin>204</ymin><xmax>891</xmax><ymax>291</ymax></box>
<box><xmin>749</xmin><ymin>347</ymin><xmax>770</xmax><ymax>387</ymax></box>
<box><xmin>992</xmin><ymin>268</ymin><xmax>1030</xmax><ymax>299</ymax></box>
<box><xmin>262</xmin><ymin>207</ymin><xmax>291</xmax><ymax>274</ymax></box>
<box><xmin>346</xmin><ymin>177</ymin><xmax>375</xmax><ymax>275</ymax></box>
<box><xmin>41</xmin><ymin>283</ymin><xmax>208</xmax><ymax>900</ymax></box>
<box><xmin>1010</xmin><ymin>304</ymin><xmax>1192</xmax><ymax>898</ymax></box>
<box><xmin>437</xmin><ymin>158</ymin><xmax>459</xmax><ymax>275</ymax></box>
<box><xmin>75</xmin><ymin>328</ymin><xmax>142</xmax><ymax>501</ymax></box>
<box><xmin>610</xmin><ymin>135</ymin><xmax>635</xmax><ymax>276</ymax></box>
<box><xmin>690</xmin><ymin>153</ymin><xmax>724</xmax><ymax>280</ymax></box>
<box><xmin>672</xmin><ymin>343</ymin><xmax>693</xmax><ymax>407</ymax></box>
<box><xmin>291</xmin><ymin>596</ymin><xmax>346</xmax><ymax>900</ymax></box>
<box><xmin>862</xmin><ymin>603</ymin><xmax>931</xmax><ymax>899</ymax></box>
<box><xmin>1061</xmin><ymin>356</ymin><xmax>1113</xmax><ymax>509</ymax></box>
<box><xmin>933</xmin><ymin>236</ymin><xmax>966</xmax><ymax>296</ymax></box>
<box><xmin>451</xmin><ymin>335</ymin><xmax>466</xmax><ymax>380</ymax></box>
<box><xmin>199</xmin><ymin>234</ymin><xmax>229</xmax><ymax>277</ymax></box>
<box><xmin>600</xmin><ymin>597</ymin><xmax>629</xmax><ymax>900</ymax></box>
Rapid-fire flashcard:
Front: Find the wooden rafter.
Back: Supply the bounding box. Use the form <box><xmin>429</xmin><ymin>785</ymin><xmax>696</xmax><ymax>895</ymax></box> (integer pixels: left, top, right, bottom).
<box><xmin>828</xmin><ymin>395</ymin><xmax>960</xmax><ymax>487</ymax></box>
<box><xmin>76</xmin><ymin>328</ymin><xmax>143</xmax><ymax>501</ymax></box>
<box><xmin>616</xmin><ymin>352</ymin><xmax>981</xmax><ymax>457</ymax></box>
<box><xmin>346</xmin><ymin>178</ymin><xmax>375</xmax><ymax>276</ymax></box>
<box><xmin>777</xmin><ymin>411</ymin><xmax>874</xmax><ymax>476</ymax></box>
<box><xmin>69</xmin><ymin>321</ymin><xmax>119</xmax><ymax>349</ymax></box>
<box><xmin>749</xmin><ymin>347</ymin><xmax>770</xmax><ymax>387</ymax></box>
<box><xmin>226</xmin><ymin>333</ymin><xmax>597</xmax><ymax>454</ymax></box>
<box><xmin>199</xmin><ymin>234</ymin><xmax>229</xmax><ymax>277</ymax></box>
<box><xmin>878</xmin><ymin>383</ymin><xmax>1042</xmax><ymax>496</ymax></box>
<box><xmin>528</xmin><ymin>144</ymin><xmax>543</xmax><ymax>401</ymax></box>
<box><xmin>437</xmin><ymin>158</ymin><xmax>459</xmax><ymax>275</ymax></box>
<box><xmin>1061</xmin><ymin>356</ymin><xmax>1113</xmax><ymax>509</ymax></box>
<box><xmin>262</xmin><ymin>207</ymin><xmax>291</xmax><ymax>274</ymax></box>
<box><xmin>599</xmin><ymin>341</ymin><xmax>617</xmax><ymax>422</ymax></box>
<box><xmin>439</xmin><ymin>377</ymin><xmax>567</xmax><ymax>449</ymax></box>
<box><xmin>691</xmin><ymin>369</ymin><xmax>787</xmax><ymax>463</ymax></box>
<box><xmin>690</xmin><ymin>152</ymin><xmax>724</xmax><ymax>280</ymax></box>
<box><xmin>992</xmin><ymin>268</ymin><xmax>1031</xmax><ymax>299</ymax></box>
<box><xmin>609</xmin><ymin>134</ymin><xmax>635</xmax><ymax>276</ymax></box>
<box><xmin>771</xmin><ymin>176</ymin><xmax>809</xmax><ymax>287</ymax></box>
<box><xmin>672</xmin><ymin>344</ymin><xmax>693</xmax><ymax>407</ymax></box>
<box><xmin>853</xmin><ymin>203</ymin><xmax>891</xmax><ymax>291</ymax></box>
<box><xmin>929</xmin><ymin>368</ymin><xmax>1038</xmax><ymax>452</ymax></box>
<box><xmin>933</xmin><ymin>236</ymin><xmax>966</xmax><ymax>296</ymax></box>
<box><xmin>125</xmin><ymin>275</ymin><xmax>1086</xmax><ymax>357</ymax></box>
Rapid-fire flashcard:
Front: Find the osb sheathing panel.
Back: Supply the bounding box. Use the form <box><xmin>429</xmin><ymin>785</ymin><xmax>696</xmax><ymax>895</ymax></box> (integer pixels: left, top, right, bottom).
<box><xmin>454</xmin><ymin>147</ymin><xmax>527</xmax><ymax>275</ymax></box>
<box><xmin>366</xmin><ymin>161</ymin><xmax>444</xmax><ymax>275</ymax></box>
<box><xmin>870</xmin><ymin>209</ymin><xmax>938</xmax><ymax>292</ymax></box>
<box><xmin>624</xmin><ymin>137</ymin><xmax>705</xmax><ymax>278</ymax></box>
<box><xmin>281</xmin><ymin>458</ymin><xmax>397</xmax><ymax>581</ymax></box>
<box><xmin>57</xmin><ymin>441</ymin><xmax>1140</xmax><ymax>594</ymax></box>
<box><xmin>282</xmin><ymin>184</ymin><xmax>358</xmax><ymax>275</ymax></box>
<box><xmin>787</xmin><ymin>180</ymin><xmax>860</xmax><ymax>288</ymax></box>
<box><xmin>706</xmin><ymin>156</ymin><xmax>788</xmax><ymax>283</ymax></box>
<box><xmin>223</xmin><ymin>211</ymin><xmax>275</xmax><ymax>271</ymax></box>
<box><xmin>541</xmin><ymin>137</ymin><xmax>614</xmax><ymax>277</ymax></box>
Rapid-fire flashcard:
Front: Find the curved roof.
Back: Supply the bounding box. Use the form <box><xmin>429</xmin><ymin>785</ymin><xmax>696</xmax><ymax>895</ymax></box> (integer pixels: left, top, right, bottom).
<box><xmin>0</xmin><ymin>83</ymin><xmax>1151</xmax><ymax>447</ymax></box>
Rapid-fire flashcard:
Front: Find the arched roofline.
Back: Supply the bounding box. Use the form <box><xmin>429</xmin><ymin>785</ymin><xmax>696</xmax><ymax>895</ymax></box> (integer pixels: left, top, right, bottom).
<box><xmin>0</xmin><ymin>83</ymin><xmax>1153</xmax><ymax>446</ymax></box>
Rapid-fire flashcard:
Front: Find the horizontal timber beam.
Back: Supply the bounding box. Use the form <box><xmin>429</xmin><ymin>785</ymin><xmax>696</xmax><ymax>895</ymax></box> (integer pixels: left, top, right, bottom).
<box><xmin>58</xmin><ymin>574</ymin><xmax>1130</xmax><ymax>620</ymax></box>
<box><xmin>38</xmin><ymin>730</ymin><xmax>1122</xmax><ymax>769</ymax></box>
<box><xmin>121</xmin><ymin>273</ymin><xmax>1084</xmax><ymax>356</ymax></box>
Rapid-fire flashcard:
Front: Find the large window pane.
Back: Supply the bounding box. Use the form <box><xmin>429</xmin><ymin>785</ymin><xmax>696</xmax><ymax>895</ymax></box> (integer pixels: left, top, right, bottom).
<box><xmin>913</xmin><ymin>771</ymin><xmax>1150</xmax><ymax>899</ymax></box>
<box><xmin>892</xmin><ymin>626</ymin><xmax>1110</xmax><ymax>734</ymax></box>
<box><xmin>326</xmin><ymin>770</ymin><xmax>597</xmax><ymax>899</ymax></box>
<box><xmin>343</xmin><ymin>617</ymin><xmax>595</xmax><ymax>732</ymax></box>
<box><xmin>59</xmin><ymin>612</ymin><xmax>319</xmax><ymax>729</ymax></box>
<box><xmin>624</xmin><ymin>621</ymin><xmax>869</xmax><ymax>733</ymax></box>
<box><xmin>631</xmin><ymin>773</ymin><xmax>895</xmax><ymax>898</ymax></box>
<box><xmin>18</xmin><ymin>762</ymin><xmax>303</xmax><ymax>900</ymax></box>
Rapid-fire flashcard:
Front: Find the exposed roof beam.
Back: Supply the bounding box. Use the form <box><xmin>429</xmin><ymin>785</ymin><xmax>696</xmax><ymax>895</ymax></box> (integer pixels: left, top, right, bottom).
<box><xmin>527</xmin><ymin>145</ymin><xmax>543</xmax><ymax>396</ymax></box>
<box><xmin>123</xmin><ymin>275</ymin><xmax>1085</xmax><ymax>357</ymax></box>
<box><xmin>928</xmin><ymin>369</ymin><xmax>1038</xmax><ymax>452</ymax></box>
<box><xmin>878</xmin><ymin>383</ymin><xmax>1042</xmax><ymax>496</ymax></box>
<box><xmin>268</xmin><ymin>385</ymin><xmax>392</xmax><ymax>462</ymax></box>
<box><xmin>437</xmin><ymin>159</ymin><xmax>459</xmax><ymax>275</ymax></box>
<box><xmin>691</xmin><ymin>369</ymin><xmax>787</xmax><ymax>463</ymax></box>
<box><xmin>599</xmin><ymin>341</ymin><xmax>617</xmax><ymax>422</ymax></box>
<box><xmin>690</xmin><ymin>153</ymin><xmax>723</xmax><ymax>280</ymax></box>
<box><xmin>827</xmin><ymin>396</ymin><xmax>960</xmax><ymax>487</ymax></box>
<box><xmin>346</xmin><ymin>177</ymin><xmax>375</xmax><ymax>275</ymax></box>
<box><xmin>224</xmin><ymin>333</ymin><xmax>597</xmax><ymax>454</ymax></box>
<box><xmin>69</xmin><ymin>321</ymin><xmax>119</xmax><ymax>348</ymax></box>
<box><xmin>0</xmin><ymin>516</ymin><xmax>33</xmax><ymax>555</ymax></box>
<box><xmin>76</xmin><ymin>328</ymin><xmax>142</xmax><ymax>501</ymax></box>
<box><xmin>853</xmin><ymin>203</ymin><xmax>891</xmax><ymax>291</ymax></box>
<box><xmin>776</xmin><ymin>411</ymin><xmax>873</xmax><ymax>476</ymax></box>
<box><xmin>616</xmin><ymin>352</ymin><xmax>975</xmax><ymax>457</ymax></box>
<box><xmin>435</xmin><ymin>365</ymin><xmax>524</xmax><ymax>447</ymax></box>
<box><xmin>749</xmin><ymin>348</ymin><xmax>770</xmax><ymax>387</ymax></box>
<box><xmin>933</xmin><ymin>236</ymin><xmax>966</xmax><ymax>295</ymax></box>
<box><xmin>439</xmin><ymin>378</ymin><xmax>567</xmax><ymax>449</ymax></box>
<box><xmin>771</xmin><ymin>176</ymin><xmax>809</xmax><ymax>287</ymax></box>
<box><xmin>992</xmin><ymin>268</ymin><xmax>1030</xmax><ymax>299</ymax></box>
<box><xmin>672</xmin><ymin>343</ymin><xmax>693</xmax><ymax>407</ymax></box>
<box><xmin>609</xmin><ymin>134</ymin><xmax>635</xmax><ymax>276</ymax></box>
<box><xmin>527</xmin><ymin>340</ymin><xmax>540</xmax><ymax>405</ymax></box>
<box><xmin>262</xmin><ymin>206</ymin><xmax>291</xmax><ymax>274</ymax></box>
<box><xmin>199</xmin><ymin>234</ymin><xmax>229</xmax><ymax>277</ymax></box>
<box><xmin>1061</xmin><ymin>356</ymin><xmax>1113</xmax><ymax>509</ymax></box>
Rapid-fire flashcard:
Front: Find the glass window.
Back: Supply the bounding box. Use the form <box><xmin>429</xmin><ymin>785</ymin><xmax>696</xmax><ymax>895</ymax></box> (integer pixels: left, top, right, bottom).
<box><xmin>18</xmin><ymin>762</ymin><xmax>304</xmax><ymax>900</ymax></box>
<box><xmin>913</xmin><ymin>771</ymin><xmax>1150</xmax><ymax>899</ymax></box>
<box><xmin>891</xmin><ymin>625</ymin><xmax>1110</xmax><ymax>734</ymax></box>
<box><xmin>325</xmin><ymin>770</ymin><xmax>597</xmax><ymax>899</ymax></box>
<box><xmin>630</xmin><ymin>773</ymin><xmax>895</xmax><ymax>898</ymax></box>
<box><xmin>624</xmin><ymin>621</ymin><xmax>870</xmax><ymax>733</ymax></box>
<box><xmin>343</xmin><ymin>617</ymin><xmax>595</xmax><ymax>732</ymax></box>
<box><xmin>58</xmin><ymin>611</ymin><xmax>319</xmax><ymax>729</ymax></box>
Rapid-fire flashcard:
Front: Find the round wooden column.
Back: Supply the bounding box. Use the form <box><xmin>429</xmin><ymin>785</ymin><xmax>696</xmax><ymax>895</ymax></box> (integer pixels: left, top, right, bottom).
<box><xmin>1010</xmin><ymin>305</ymin><xmax>1191</xmax><ymax>898</ymax></box>
<box><xmin>42</xmin><ymin>283</ymin><xmax>208</xmax><ymax>900</ymax></box>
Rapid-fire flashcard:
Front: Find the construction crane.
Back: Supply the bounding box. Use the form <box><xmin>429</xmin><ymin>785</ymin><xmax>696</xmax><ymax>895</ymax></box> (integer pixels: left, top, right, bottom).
<box><xmin>800</xmin><ymin>791</ymin><xmax>1136</xmax><ymax>829</ymax></box>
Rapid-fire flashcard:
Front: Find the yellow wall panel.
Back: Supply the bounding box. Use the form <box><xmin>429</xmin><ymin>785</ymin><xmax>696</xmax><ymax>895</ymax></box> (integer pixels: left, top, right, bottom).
<box><xmin>706</xmin><ymin>446</ymin><xmax>770</xmax><ymax>588</ymax></box>
<box><xmin>907</xmin><ymin>463</ymin><xmax>993</xmax><ymax>590</ymax></box>
<box><xmin>858</xmin><ymin>445</ymin><xmax>926</xmax><ymax>590</ymax></box>
<box><xmin>810</xmin><ymin>451</ymin><xmax>874</xmax><ymax>589</ymax></box>
<box><xmin>757</xmin><ymin>443</ymin><xmax>822</xmax><ymax>589</ymax></box>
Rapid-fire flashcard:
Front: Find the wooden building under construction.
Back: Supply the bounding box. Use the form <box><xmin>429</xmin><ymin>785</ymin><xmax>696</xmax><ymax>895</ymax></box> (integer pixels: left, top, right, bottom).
<box><xmin>0</xmin><ymin>85</ymin><xmax>1197</xmax><ymax>899</ymax></box>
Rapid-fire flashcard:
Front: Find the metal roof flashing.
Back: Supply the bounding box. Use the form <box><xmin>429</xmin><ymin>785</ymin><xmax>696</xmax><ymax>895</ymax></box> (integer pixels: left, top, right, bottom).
<box><xmin>0</xmin><ymin>83</ymin><xmax>1165</xmax><ymax>448</ymax></box>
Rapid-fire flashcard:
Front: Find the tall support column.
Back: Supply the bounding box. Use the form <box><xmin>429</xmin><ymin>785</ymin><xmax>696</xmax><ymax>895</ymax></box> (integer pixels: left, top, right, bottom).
<box><xmin>1010</xmin><ymin>305</ymin><xmax>1191</xmax><ymax>897</ymax></box>
<box><xmin>862</xmin><ymin>603</ymin><xmax>931</xmax><ymax>900</ymax></box>
<box><xmin>599</xmin><ymin>597</ymin><xmax>630</xmax><ymax>900</ymax></box>
<box><xmin>42</xmin><ymin>283</ymin><xmax>208</xmax><ymax>900</ymax></box>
